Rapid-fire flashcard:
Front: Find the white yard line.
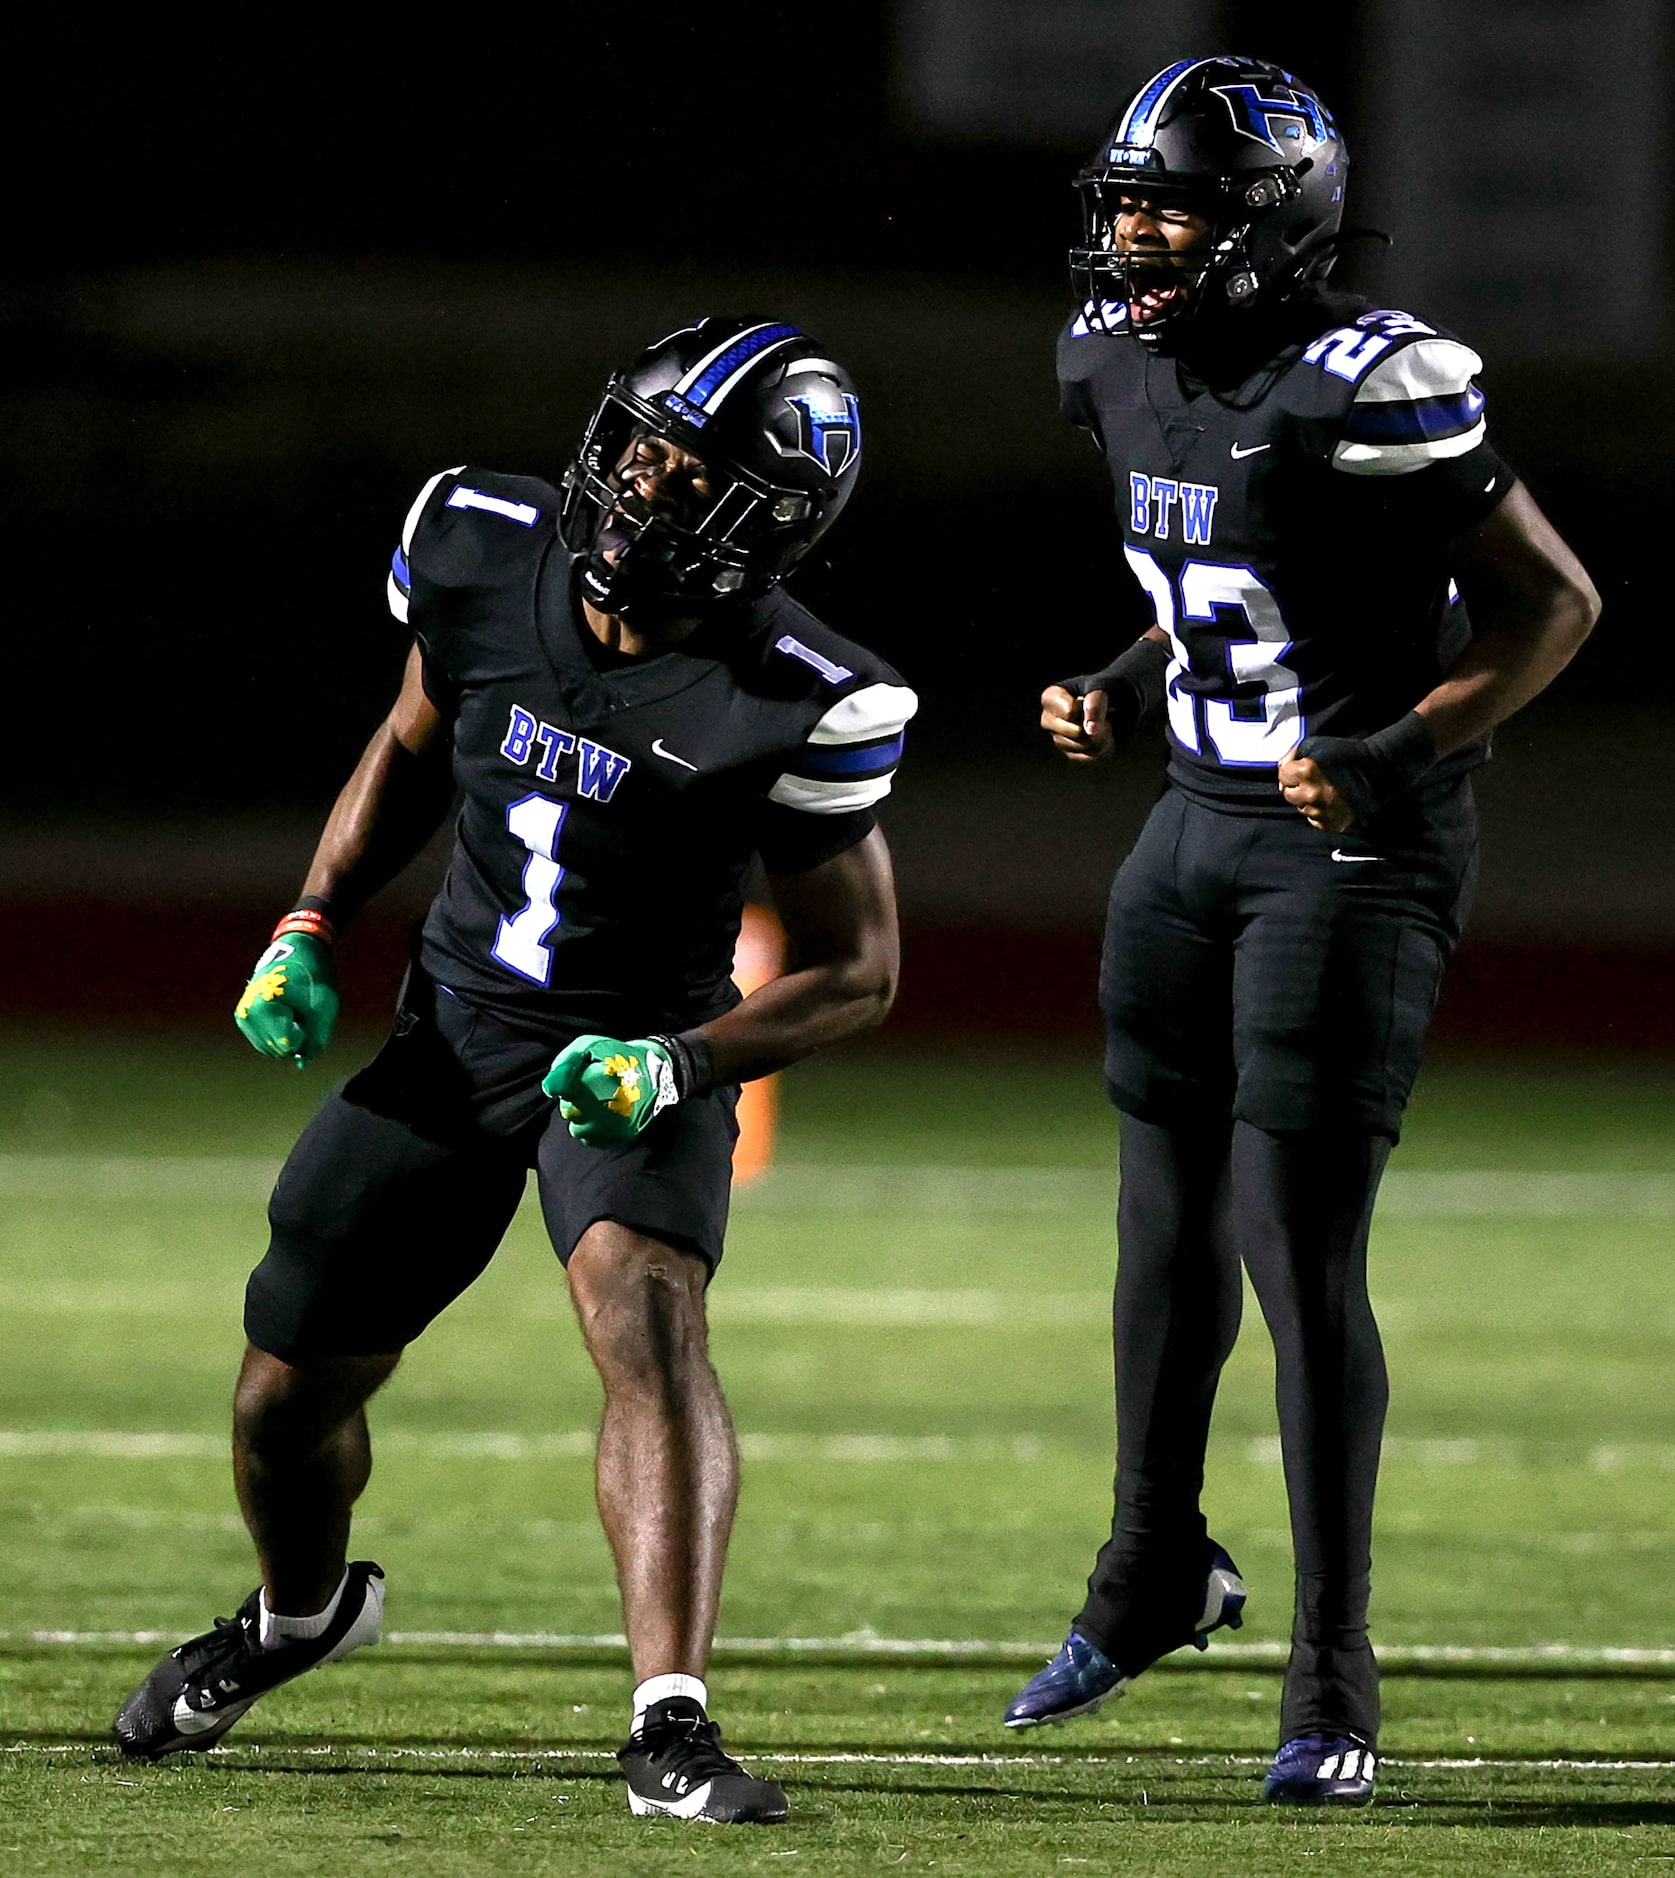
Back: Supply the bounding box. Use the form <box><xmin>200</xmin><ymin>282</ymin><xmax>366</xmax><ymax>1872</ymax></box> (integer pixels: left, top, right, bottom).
<box><xmin>3</xmin><ymin>1427</ymin><xmax>1670</xmax><ymax>1470</ymax></box>
<box><xmin>5</xmin><ymin>1629</ymin><xmax>1672</xmax><ymax>1670</ymax></box>
<box><xmin>0</xmin><ymin>1282</ymin><xmax>1115</xmax><ymax>1328</ymax></box>
<box><xmin>3</xmin><ymin>1156</ymin><xmax>1673</xmax><ymax>1217</ymax></box>
<box><xmin>5</xmin><ymin>1740</ymin><xmax>1673</xmax><ymax>1771</ymax></box>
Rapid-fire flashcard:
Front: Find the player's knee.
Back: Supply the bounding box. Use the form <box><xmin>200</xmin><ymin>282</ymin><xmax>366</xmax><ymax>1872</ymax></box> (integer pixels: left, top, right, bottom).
<box><xmin>233</xmin><ymin>1345</ymin><xmax>396</xmax><ymax>1461</ymax></box>
<box><xmin>569</xmin><ymin>1227</ymin><xmax>711</xmax><ymax>1390</ymax></box>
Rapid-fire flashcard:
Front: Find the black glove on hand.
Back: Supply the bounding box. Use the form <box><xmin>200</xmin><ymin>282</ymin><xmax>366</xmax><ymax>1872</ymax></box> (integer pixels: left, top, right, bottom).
<box><xmin>1294</xmin><ymin>711</ymin><xmax>1439</xmax><ymax>827</ymax></box>
<box><xmin>1061</xmin><ymin>635</ymin><xmax>1172</xmax><ymax>747</ymax></box>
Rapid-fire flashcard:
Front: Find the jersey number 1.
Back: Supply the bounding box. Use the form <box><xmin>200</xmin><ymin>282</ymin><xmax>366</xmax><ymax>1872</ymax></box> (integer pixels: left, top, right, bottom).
<box><xmin>1124</xmin><ymin>548</ymin><xmax>1304</xmax><ymax>766</ymax></box>
<box><xmin>493</xmin><ymin>793</ymin><xmax>567</xmax><ymax>986</ymax></box>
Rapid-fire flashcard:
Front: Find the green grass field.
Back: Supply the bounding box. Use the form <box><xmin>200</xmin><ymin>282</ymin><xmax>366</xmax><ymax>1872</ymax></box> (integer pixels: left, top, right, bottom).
<box><xmin>1</xmin><ymin>1038</ymin><xmax>1672</xmax><ymax>1874</ymax></box>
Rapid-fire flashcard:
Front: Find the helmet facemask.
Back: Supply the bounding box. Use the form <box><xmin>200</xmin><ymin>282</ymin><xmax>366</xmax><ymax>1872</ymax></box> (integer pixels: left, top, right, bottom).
<box><xmin>560</xmin><ymin>381</ymin><xmax>820</xmax><ymax>619</ymax></box>
<box><xmin>1073</xmin><ymin>167</ymin><xmax>1313</xmax><ymax>349</ymax></box>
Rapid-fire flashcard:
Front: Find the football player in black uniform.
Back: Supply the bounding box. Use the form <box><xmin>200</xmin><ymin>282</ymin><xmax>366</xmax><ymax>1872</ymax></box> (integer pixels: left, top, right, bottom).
<box><xmin>113</xmin><ymin>318</ymin><xmax>917</xmax><ymax>1825</ymax></box>
<box><xmin>1001</xmin><ymin>58</ymin><xmax>1598</xmax><ymax>1804</ymax></box>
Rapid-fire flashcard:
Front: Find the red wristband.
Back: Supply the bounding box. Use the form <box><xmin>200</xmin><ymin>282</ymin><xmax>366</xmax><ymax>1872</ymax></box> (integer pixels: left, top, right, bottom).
<box><xmin>272</xmin><ymin>907</ymin><xmax>337</xmax><ymax>947</ymax></box>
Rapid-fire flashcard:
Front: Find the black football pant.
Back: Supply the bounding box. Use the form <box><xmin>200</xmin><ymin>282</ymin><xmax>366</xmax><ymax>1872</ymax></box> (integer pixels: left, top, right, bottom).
<box><xmin>1073</xmin><ymin>786</ymin><xmax>1476</xmax><ymax>1746</ymax></box>
<box><xmin>1077</xmin><ymin>1115</ymin><xmax>1390</xmax><ymax>1743</ymax></box>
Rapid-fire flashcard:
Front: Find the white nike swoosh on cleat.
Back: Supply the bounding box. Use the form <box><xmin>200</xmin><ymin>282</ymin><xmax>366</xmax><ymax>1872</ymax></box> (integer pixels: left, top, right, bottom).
<box><xmin>172</xmin><ymin>1692</ymin><xmax>255</xmax><ymax>1735</ymax></box>
<box><xmin>1330</xmin><ymin>850</ymin><xmax>1380</xmax><ymax>863</ymax></box>
<box><xmin>628</xmin><ymin>1778</ymin><xmax>715</xmax><ymax>1818</ymax></box>
<box><xmin>1230</xmin><ymin>442</ymin><xmax>1271</xmax><ymax>458</ymax></box>
<box><xmin>651</xmin><ymin>739</ymin><xmax>698</xmax><ymax>772</ymax></box>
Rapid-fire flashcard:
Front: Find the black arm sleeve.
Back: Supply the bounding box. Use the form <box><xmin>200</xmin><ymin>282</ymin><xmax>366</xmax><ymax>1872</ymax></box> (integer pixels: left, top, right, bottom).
<box><xmin>756</xmin><ymin>804</ymin><xmax>876</xmax><ymax>876</ymax></box>
<box><xmin>1362</xmin><ymin>441</ymin><xmax>1518</xmax><ymax>545</ymax></box>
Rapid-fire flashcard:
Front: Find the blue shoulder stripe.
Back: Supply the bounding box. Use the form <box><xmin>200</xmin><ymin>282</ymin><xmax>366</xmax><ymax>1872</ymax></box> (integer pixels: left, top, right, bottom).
<box><xmin>790</xmin><ymin>733</ymin><xmax>905</xmax><ymax>779</ymax></box>
<box><xmin>1342</xmin><ymin>386</ymin><xmax>1485</xmax><ymax>444</ymax></box>
<box><xmin>391</xmin><ymin>546</ymin><xmax>411</xmax><ymax>592</ymax></box>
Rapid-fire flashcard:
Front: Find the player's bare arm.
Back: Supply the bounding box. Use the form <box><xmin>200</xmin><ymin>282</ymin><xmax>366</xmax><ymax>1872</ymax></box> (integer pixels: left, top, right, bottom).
<box><xmin>232</xmin><ymin>644</ymin><xmax>456</xmax><ymax>1065</ymax></box>
<box><xmin>297</xmin><ymin>644</ymin><xmax>456</xmax><ymax>922</ymax></box>
<box><xmin>1280</xmin><ymin>484</ymin><xmax>1599</xmax><ymax>832</ymax></box>
<box><xmin>546</xmin><ymin>828</ymin><xmax>902</xmax><ymax>1143</ymax></box>
<box><xmin>702</xmin><ymin>827</ymin><xmax>899</xmax><ymax>1083</ymax></box>
<box><xmin>1420</xmin><ymin>482</ymin><xmax>1599</xmax><ymax>750</ymax></box>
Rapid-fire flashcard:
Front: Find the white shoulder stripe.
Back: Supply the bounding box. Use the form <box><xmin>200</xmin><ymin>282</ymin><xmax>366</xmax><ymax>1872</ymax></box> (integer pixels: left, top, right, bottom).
<box><xmin>1333</xmin><ymin>422</ymin><xmax>1488</xmax><ymax>475</ymax></box>
<box><xmin>1353</xmin><ymin>337</ymin><xmax>1482</xmax><ymax>406</ymax></box>
<box><xmin>769</xmin><ymin>771</ymin><xmax>900</xmax><ymax>814</ymax></box>
<box><xmin>386</xmin><ymin>572</ymin><xmax>410</xmax><ymax>624</ymax></box>
<box><xmin>808</xmin><ymin>683</ymin><xmax>919</xmax><ymax>747</ymax></box>
<box><xmin>401</xmin><ymin>465</ymin><xmax>467</xmax><ymax>555</ymax></box>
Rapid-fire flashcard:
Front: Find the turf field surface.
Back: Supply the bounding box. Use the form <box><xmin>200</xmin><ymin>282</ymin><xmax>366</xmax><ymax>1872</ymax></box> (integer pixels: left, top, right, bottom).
<box><xmin>1</xmin><ymin>1039</ymin><xmax>1672</xmax><ymax>1874</ymax></box>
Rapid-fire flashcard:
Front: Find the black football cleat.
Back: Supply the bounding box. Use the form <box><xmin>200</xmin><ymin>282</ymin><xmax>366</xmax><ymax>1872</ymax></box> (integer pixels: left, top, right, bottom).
<box><xmin>1003</xmin><ymin>1542</ymin><xmax>1246</xmax><ymax>1729</ymax></box>
<box><xmin>619</xmin><ymin>1697</ymin><xmax>788</xmax><ymax>1823</ymax></box>
<box><xmin>1263</xmin><ymin>1733</ymin><xmax>1378</xmax><ymax>1805</ymax></box>
<box><xmin>112</xmin><ymin>1561</ymin><xmax>385</xmax><ymax>1760</ymax></box>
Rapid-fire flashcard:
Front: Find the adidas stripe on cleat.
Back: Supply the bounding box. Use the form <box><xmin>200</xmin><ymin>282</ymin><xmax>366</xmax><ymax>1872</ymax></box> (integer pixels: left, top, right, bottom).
<box><xmin>1263</xmin><ymin>1733</ymin><xmax>1378</xmax><ymax>1806</ymax></box>
<box><xmin>619</xmin><ymin>1697</ymin><xmax>788</xmax><ymax>1824</ymax></box>
<box><xmin>1002</xmin><ymin>1542</ymin><xmax>1246</xmax><ymax>1729</ymax></box>
<box><xmin>112</xmin><ymin>1561</ymin><xmax>385</xmax><ymax>1760</ymax></box>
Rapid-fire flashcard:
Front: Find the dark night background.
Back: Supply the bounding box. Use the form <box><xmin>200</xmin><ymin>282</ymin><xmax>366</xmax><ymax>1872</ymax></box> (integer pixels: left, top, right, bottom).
<box><xmin>6</xmin><ymin>2</ymin><xmax>1673</xmax><ymax>1049</ymax></box>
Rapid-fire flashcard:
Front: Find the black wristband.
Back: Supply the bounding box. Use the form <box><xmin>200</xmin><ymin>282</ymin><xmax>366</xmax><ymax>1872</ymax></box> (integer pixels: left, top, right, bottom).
<box><xmin>648</xmin><ymin>1030</ymin><xmax>716</xmax><ymax>1101</ymax></box>
<box><xmin>1294</xmin><ymin>711</ymin><xmax>1439</xmax><ymax>826</ymax></box>
<box><xmin>1061</xmin><ymin>635</ymin><xmax>1171</xmax><ymax>744</ymax></box>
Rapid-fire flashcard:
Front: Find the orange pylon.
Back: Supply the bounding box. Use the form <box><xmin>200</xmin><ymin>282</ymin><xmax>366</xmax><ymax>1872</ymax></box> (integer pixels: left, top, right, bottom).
<box><xmin>731</xmin><ymin>904</ymin><xmax>785</xmax><ymax>1185</ymax></box>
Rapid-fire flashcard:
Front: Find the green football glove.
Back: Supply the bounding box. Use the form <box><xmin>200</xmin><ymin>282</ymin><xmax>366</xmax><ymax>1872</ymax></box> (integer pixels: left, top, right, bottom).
<box><xmin>542</xmin><ymin>1034</ymin><xmax>680</xmax><ymax>1146</ymax></box>
<box><xmin>234</xmin><ymin>932</ymin><xmax>340</xmax><ymax>1066</ymax></box>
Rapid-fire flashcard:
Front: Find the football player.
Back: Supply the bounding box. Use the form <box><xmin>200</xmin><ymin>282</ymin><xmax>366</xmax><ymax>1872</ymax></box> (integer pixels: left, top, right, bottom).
<box><xmin>1003</xmin><ymin>58</ymin><xmax>1597</xmax><ymax>1805</ymax></box>
<box><xmin>113</xmin><ymin>318</ymin><xmax>917</xmax><ymax>1825</ymax></box>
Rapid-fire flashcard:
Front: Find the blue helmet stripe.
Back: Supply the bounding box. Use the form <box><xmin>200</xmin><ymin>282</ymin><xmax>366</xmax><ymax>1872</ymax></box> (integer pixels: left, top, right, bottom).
<box><xmin>1118</xmin><ymin>57</ymin><xmax>1211</xmax><ymax>144</ymax></box>
<box><xmin>684</xmin><ymin>323</ymin><xmax>804</xmax><ymax>409</ymax></box>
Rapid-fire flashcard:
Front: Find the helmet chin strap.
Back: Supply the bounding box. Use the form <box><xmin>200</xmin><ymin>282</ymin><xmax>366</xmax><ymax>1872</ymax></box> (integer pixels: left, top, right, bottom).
<box><xmin>580</xmin><ymin>551</ymin><xmax>686</xmax><ymax>622</ymax></box>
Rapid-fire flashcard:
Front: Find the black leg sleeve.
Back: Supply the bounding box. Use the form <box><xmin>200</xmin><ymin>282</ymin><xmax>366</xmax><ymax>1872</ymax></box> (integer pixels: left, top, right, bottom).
<box><xmin>1233</xmin><ymin>1121</ymin><xmax>1391</xmax><ymax>1744</ymax></box>
<box><xmin>1076</xmin><ymin>1113</ymin><xmax>1242</xmax><ymax>1667</ymax></box>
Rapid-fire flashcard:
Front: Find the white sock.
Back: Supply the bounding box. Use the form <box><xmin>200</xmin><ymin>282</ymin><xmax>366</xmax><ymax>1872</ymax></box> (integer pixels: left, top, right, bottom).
<box><xmin>259</xmin><ymin>1569</ymin><xmax>349</xmax><ymax>1651</ymax></box>
<box><xmin>632</xmin><ymin>1672</ymin><xmax>708</xmax><ymax>1732</ymax></box>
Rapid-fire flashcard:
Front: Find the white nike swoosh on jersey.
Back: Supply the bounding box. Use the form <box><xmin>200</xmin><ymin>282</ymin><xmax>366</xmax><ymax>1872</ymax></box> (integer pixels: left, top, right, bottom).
<box><xmin>1331</xmin><ymin>850</ymin><xmax>1381</xmax><ymax>863</ymax></box>
<box><xmin>1230</xmin><ymin>442</ymin><xmax>1271</xmax><ymax>458</ymax></box>
<box><xmin>651</xmin><ymin>739</ymin><xmax>698</xmax><ymax>772</ymax></box>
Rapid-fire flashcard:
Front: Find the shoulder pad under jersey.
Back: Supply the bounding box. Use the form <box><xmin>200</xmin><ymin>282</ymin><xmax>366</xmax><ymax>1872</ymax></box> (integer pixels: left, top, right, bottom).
<box><xmin>387</xmin><ymin>467</ymin><xmax>559</xmax><ymax>622</ymax></box>
<box><xmin>1297</xmin><ymin>309</ymin><xmax>1489</xmax><ymax>477</ymax></box>
<box><xmin>746</xmin><ymin>591</ymin><xmax>917</xmax><ymax>815</ymax></box>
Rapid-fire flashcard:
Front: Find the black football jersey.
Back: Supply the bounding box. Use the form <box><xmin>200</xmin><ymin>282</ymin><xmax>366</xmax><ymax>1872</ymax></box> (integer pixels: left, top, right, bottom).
<box><xmin>1058</xmin><ymin>291</ymin><xmax>1516</xmax><ymax>811</ymax></box>
<box><xmin>387</xmin><ymin>467</ymin><xmax>916</xmax><ymax>1041</ymax></box>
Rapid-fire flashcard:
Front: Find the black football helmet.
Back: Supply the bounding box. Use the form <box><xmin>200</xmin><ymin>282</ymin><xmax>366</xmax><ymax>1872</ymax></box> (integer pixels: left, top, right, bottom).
<box><xmin>1072</xmin><ymin>55</ymin><xmax>1347</xmax><ymax>349</ymax></box>
<box><xmin>560</xmin><ymin>317</ymin><xmax>862</xmax><ymax>616</ymax></box>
